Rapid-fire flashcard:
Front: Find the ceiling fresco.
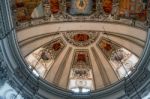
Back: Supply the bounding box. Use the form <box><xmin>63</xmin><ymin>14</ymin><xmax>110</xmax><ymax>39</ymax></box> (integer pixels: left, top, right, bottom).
<box><xmin>68</xmin><ymin>50</ymin><xmax>94</xmax><ymax>92</ymax></box>
<box><xmin>98</xmin><ymin>37</ymin><xmax>120</xmax><ymax>59</ymax></box>
<box><xmin>72</xmin><ymin>50</ymin><xmax>91</xmax><ymax>68</ymax></box>
<box><xmin>110</xmin><ymin>48</ymin><xmax>139</xmax><ymax>78</ymax></box>
<box><xmin>14</xmin><ymin>0</ymin><xmax>149</xmax><ymax>23</ymax></box>
<box><xmin>21</xmin><ymin>31</ymin><xmax>142</xmax><ymax>92</ymax></box>
<box><xmin>66</xmin><ymin>0</ymin><xmax>96</xmax><ymax>15</ymax></box>
<box><xmin>98</xmin><ymin>37</ymin><xmax>139</xmax><ymax>78</ymax></box>
<box><xmin>25</xmin><ymin>38</ymin><xmax>65</xmax><ymax>77</ymax></box>
<box><xmin>102</xmin><ymin>0</ymin><xmax>113</xmax><ymax>14</ymax></box>
<box><xmin>119</xmin><ymin>0</ymin><xmax>147</xmax><ymax>21</ymax></box>
<box><xmin>15</xmin><ymin>0</ymin><xmax>148</xmax><ymax>94</ymax></box>
<box><xmin>15</xmin><ymin>0</ymin><xmax>43</xmax><ymax>22</ymax></box>
<box><xmin>63</xmin><ymin>31</ymin><xmax>99</xmax><ymax>47</ymax></box>
<box><xmin>49</xmin><ymin>0</ymin><xmax>60</xmax><ymax>14</ymax></box>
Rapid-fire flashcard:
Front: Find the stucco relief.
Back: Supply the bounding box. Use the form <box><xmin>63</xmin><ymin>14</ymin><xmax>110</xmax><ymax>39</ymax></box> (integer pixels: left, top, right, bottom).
<box><xmin>63</xmin><ymin>31</ymin><xmax>99</xmax><ymax>47</ymax></box>
<box><xmin>25</xmin><ymin>38</ymin><xmax>66</xmax><ymax>77</ymax></box>
<box><xmin>68</xmin><ymin>50</ymin><xmax>94</xmax><ymax>92</ymax></box>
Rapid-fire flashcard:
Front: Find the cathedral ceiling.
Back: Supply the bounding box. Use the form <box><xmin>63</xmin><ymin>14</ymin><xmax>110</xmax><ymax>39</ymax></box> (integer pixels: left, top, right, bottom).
<box><xmin>21</xmin><ymin>30</ymin><xmax>143</xmax><ymax>92</ymax></box>
<box><xmin>14</xmin><ymin>0</ymin><xmax>149</xmax><ymax>94</ymax></box>
<box><xmin>14</xmin><ymin>0</ymin><xmax>148</xmax><ymax>22</ymax></box>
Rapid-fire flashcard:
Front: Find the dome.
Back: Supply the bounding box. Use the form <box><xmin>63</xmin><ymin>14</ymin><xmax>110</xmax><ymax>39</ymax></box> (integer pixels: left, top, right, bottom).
<box><xmin>16</xmin><ymin>0</ymin><xmax>147</xmax><ymax>92</ymax></box>
<box><xmin>0</xmin><ymin>0</ymin><xmax>150</xmax><ymax>99</ymax></box>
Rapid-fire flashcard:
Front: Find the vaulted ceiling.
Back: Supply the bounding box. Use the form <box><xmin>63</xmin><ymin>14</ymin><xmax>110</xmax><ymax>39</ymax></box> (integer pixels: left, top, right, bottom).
<box><xmin>14</xmin><ymin>0</ymin><xmax>149</xmax><ymax>93</ymax></box>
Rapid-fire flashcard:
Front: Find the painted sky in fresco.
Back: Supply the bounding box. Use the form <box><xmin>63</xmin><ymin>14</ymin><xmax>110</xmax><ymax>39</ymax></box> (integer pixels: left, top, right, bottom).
<box><xmin>69</xmin><ymin>0</ymin><xmax>94</xmax><ymax>15</ymax></box>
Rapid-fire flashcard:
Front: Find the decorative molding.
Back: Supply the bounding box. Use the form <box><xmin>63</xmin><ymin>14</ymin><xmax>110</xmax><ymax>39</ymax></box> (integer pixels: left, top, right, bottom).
<box><xmin>63</xmin><ymin>31</ymin><xmax>99</xmax><ymax>47</ymax></box>
<box><xmin>0</xmin><ymin>0</ymin><xmax>6</xmax><ymax>39</ymax></box>
<box><xmin>7</xmin><ymin>67</ymin><xmax>39</xmax><ymax>99</ymax></box>
<box><xmin>19</xmin><ymin>32</ymin><xmax>60</xmax><ymax>47</ymax></box>
<box><xmin>15</xmin><ymin>18</ymin><xmax>148</xmax><ymax>31</ymax></box>
<box><xmin>0</xmin><ymin>48</ymin><xmax>9</xmax><ymax>86</ymax></box>
<box><xmin>124</xmin><ymin>69</ymin><xmax>150</xmax><ymax>98</ymax></box>
<box><xmin>0</xmin><ymin>0</ymin><xmax>14</xmax><ymax>39</ymax></box>
<box><xmin>103</xmin><ymin>32</ymin><xmax>145</xmax><ymax>48</ymax></box>
<box><xmin>71</xmin><ymin>49</ymin><xmax>92</xmax><ymax>68</ymax></box>
<box><xmin>97</xmin><ymin>37</ymin><xmax>140</xmax><ymax>59</ymax></box>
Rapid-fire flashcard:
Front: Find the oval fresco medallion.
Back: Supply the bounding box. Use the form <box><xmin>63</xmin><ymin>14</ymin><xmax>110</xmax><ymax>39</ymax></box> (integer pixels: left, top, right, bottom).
<box><xmin>63</xmin><ymin>31</ymin><xmax>99</xmax><ymax>47</ymax></box>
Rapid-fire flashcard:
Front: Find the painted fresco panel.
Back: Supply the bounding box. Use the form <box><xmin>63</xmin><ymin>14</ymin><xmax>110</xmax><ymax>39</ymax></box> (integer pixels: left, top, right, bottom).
<box><xmin>15</xmin><ymin>0</ymin><xmax>44</xmax><ymax>22</ymax></box>
<box><xmin>98</xmin><ymin>37</ymin><xmax>139</xmax><ymax>79</ymax></box>
<box><xmin>110</xmin><ymin>48</ymin><xmax>139</xmax><ymax>78</ymax></box>
<box><xmin>98</xmin><ymin>37</ymin><xmax>120</xmax><ymax>59</ymax></box>
<box><xmin>102</xmin><ymin>0</ymin><xmax>113</xmax><ymax>14</ymax></box>
<box><xmin>119</xmin><ymin>0</ymin><xmax>147</xmax><ymax>21</ymax></box>
<box><xmin>72</xmin><ymin>50</ymin><xmax>91</xmax><ymax>68</ymax></box>
<box><xmin>68</xmin><ymin>50</ymin><xmax>94</xmax><ymax>92</ymax></box>
<box><xmin>25</xmin><ymin>38</ymin><xmax>65</xmax><ymax>77</ymax></box>
<box><xmin>66</xmin><ymin>0</ymin><xmax>96</xmax><ymax>15</ymax></box>
<box><xmin>49</xmin><ymin>0</ymin><xmax>60</xmax><ymax>14</ymax></box>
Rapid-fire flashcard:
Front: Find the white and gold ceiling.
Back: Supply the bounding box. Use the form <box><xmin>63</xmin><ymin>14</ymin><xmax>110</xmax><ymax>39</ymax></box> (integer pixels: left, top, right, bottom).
<box><xmin>15</xmin><ymin>0</ymin><xmax>148</xmax><ymax>93</ymax></box>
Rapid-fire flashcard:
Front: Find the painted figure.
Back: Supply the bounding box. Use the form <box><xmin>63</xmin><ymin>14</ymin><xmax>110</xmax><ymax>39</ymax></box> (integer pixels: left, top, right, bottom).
<box><xmin>102</xmin><ymin>0</ymin><xmax>113</xmax><ymax>14</ymax></box>
<box><xmin>49</xmin><ymin>0</ymin><xmax>60</xmax><ymax>14</ymax></box>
